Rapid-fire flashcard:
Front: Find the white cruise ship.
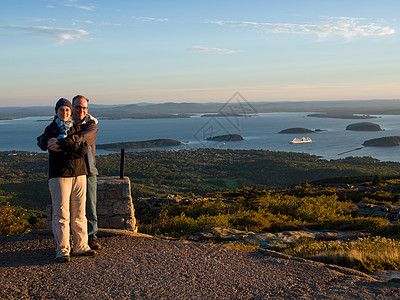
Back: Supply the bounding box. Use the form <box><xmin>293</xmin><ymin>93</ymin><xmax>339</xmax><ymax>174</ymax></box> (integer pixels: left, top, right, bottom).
<box><xmin>290</xmin><ymin>137</ymin><xmax>312</xmax><ymax>144</ymax></box>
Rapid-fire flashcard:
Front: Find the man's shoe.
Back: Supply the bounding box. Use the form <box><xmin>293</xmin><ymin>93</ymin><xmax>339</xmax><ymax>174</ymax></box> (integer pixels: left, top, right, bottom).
<box><xmin>88</xmin><ymin>237</ymin><xmax>102</xmax><ymax>250</ymax></box>
<box><xmin>56</xmin><ymin>256</ymin><xmax>70</xmax><ymax>263</ymax></box>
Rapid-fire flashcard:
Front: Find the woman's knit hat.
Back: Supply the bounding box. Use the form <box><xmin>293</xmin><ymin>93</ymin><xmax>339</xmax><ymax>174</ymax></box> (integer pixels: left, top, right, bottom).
<box><xmin>55</xmin><ymin>98</ymin><xmax>72</xmax><ymax>113</ymax></box>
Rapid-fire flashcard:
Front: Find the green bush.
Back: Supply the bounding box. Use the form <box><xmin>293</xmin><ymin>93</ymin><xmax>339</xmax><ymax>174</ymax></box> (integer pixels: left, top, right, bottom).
<box><xmin>229</xmin><ymin>210</ymin><xmax>271</xmax><ymax>232</ymax></box>
<box><xmin>0</xmin><ymin>202</ymin><xmax>30</xmax><ymax>236</ymax></box>
<box><xmin>374</xmin><ymin>220</ymin><xmax>400</xmax><ymax>238</ymax></box>
<box><xmin>328</xmin><ymin>216</ymin><xmax>390</xmax><ymax>231</ymax></box>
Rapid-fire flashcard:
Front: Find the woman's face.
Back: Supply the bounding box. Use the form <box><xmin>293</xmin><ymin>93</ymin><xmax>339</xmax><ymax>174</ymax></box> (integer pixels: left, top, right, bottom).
<box><xmin>57</xmin><ymin>105</ymin><xmax>72</xmax><ymax>122</ymax></box>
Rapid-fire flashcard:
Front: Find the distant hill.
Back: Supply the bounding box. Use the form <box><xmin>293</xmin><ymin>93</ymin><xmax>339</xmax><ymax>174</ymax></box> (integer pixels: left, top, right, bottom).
<box><xmin>308</xmin><ymin>113</ymin><xmax>376</xmax><ymax>119</ymax></box>
<box><xmin>2</xmin><ymin>99</ymin><xmax>400</xmax><ymax>120</ymax></box>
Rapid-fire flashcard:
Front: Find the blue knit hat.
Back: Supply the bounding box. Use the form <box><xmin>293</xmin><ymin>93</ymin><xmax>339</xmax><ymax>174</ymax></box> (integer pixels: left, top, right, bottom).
<box><xmin>55</xmin><ymin>98</ymin><xmax>72</xmax><ymax>113</ymax></box>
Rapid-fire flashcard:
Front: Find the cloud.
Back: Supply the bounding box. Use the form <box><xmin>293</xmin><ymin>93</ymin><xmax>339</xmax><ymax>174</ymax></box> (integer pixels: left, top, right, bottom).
<box><xmin>72</xmin><ymin>20</ymin><xmax>94</xmax><ymax>25</ymax></box>
<box><xmin>208</xmin><ymin>17</ymin><xmax>395</xmax><ymax>39</ymax></box>
<box><xmin>132</xmin><ymin>16</ymin><xmax>169</xmax><ymax>22</ymax></box>
<box><xmin>102</xmin><ymin>22</ymin><xmax>121</xmax><ymax>26</ymax></box>
<box><xmin>188</xmin><ymin>46</ymin><xmax>238</xmax><ymax>55</ymax></box>
<box><xmin>21</xmin><ymin>18</ymin><xmax>48</xmax><ymax>22</ymax></box>
<box><xmin>64</xmin><ymin>3</ymin><xmax>95</xmax><ymax>11</ymax></box>
<box><xmin>4</xmin><ymin>25</ymin><xmax>90</xmax><ymax>41</ymax></box>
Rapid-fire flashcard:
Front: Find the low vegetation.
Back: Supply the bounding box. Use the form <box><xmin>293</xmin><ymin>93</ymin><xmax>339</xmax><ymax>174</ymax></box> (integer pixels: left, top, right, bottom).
<box><xmin>285</xmin><ymin>235</ymin><xmax>400</xmax><ymax>273</ymax></box>
<box><xmin>138</xmin><ymin>187</ymin><xmax>382</xmax><ymax>236</ymax></box>
<box><xmin>2</xmin><ymin>150</ymin><xmax>400</xmax><ymax>273</ymax></box>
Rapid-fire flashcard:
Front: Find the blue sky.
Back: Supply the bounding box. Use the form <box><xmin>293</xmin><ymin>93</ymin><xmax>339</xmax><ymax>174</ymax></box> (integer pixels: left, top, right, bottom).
<box><xmin>1</xmin><ymin>0</ymin><xmax>399</xmax><ymax>106</ymax></box>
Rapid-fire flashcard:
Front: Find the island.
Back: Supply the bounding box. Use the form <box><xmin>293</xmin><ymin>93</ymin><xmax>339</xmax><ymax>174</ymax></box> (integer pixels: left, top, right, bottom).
<box><xmin>97</xmin><ymin>139</ymin><xmax>183</xmax><ymax>151</ymax></box>
<box><xmin>201</xmin><ymin>113</ymin><xmax>245</xmax><ymax>118</ymax></box>
<box><xmin>279</xmin><ymin>128</ymin><xmax>314</xmax><ymax>134</ymax></box>
<box><xmin>206</xmin><ymin>134</ymin><xmax>244</xmax><ymax>141</ymax></box>
<box><xmin>346</xmin><ymin>122</ymin><xmax>382</xmax><ymax>131</ymax></box>
<box><xmin>363</xmin><ymin>136</ymin><xmax>400</xmax><ymax>147</ymax></box>
<box><xmin>307</xmin><ymin>113</ymin><xmax>376</xmax><ymax>119</ymax></box>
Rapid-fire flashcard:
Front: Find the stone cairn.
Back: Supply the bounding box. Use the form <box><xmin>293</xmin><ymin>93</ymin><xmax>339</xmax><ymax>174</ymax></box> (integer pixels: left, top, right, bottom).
<box><xmin>97</xmin><ymin>177</ymin><xmax>137</xmax><ymax>232</ymax></box>
<box><xmin>47</xmin><ymin>176</ymin><xmax>137</xmax><ymax>232</ymax></box>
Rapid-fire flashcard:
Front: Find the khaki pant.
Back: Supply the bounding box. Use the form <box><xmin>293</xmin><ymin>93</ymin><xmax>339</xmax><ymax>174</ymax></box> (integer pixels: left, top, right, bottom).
<box><xmin>49</xmin><ymin>176</ymin><xmax>91</xmax><ymax>258</ymax></box>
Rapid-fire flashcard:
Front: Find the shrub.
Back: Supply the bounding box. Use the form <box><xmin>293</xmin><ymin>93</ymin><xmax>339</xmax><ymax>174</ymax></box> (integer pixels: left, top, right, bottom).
<box><xmin>229</xmin><ymin>210</ymin><xmax>271</xmax><ymax>232</ymax></box>
<box><xmin>0</xmin><ymin>202</ymin><xmax>30</xmax><ymax>236</ymax></box>
<box><xmin>374</xmin><ymin>220</ymin><xmax>400</xmax><ymax>238</ymax></box>
<box><xmin>265</xmin><ymin>194</ymin><xmax>356</xmax><ymax>223</ymax></box>
<box><xmin>327</xmin><ymin>216</ymin><xmax>390</xmax><ymax>231</ymax></box>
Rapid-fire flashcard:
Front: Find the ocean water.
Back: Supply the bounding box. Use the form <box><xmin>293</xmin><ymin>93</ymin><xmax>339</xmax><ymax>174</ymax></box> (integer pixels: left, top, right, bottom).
<box><xmin>1</xmin><ymin>112</ymin><xmax>400</xmax><ymax>162</ymax></box>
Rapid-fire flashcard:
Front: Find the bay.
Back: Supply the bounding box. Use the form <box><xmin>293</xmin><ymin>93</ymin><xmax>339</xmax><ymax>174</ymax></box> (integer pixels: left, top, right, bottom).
<box><xmin>1</xmin><ymin>112</ymin><xmax>400</xmax><ymax>162</ymax></box>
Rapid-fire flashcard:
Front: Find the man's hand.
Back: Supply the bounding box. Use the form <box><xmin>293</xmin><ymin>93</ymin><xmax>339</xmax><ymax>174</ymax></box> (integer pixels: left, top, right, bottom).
<box><xmin>47</xmin><ymin>138</ymin><xmax>61</xmax><ymax>152</ymax></box>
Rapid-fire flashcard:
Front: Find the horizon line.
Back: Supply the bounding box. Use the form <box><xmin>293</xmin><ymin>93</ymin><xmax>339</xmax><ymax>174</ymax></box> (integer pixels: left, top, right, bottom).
<box><xmin>1</xmin><ymin>98</ymin><xmax>400</xmax><ymax>108</ymax></box>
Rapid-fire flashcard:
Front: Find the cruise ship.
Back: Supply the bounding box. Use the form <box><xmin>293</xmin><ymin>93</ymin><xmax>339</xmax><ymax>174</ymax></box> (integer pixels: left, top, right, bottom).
<box><xmin>290</xmin><ymin>137</ymin><xmax>312</xmax><ymax>144</ymax></box>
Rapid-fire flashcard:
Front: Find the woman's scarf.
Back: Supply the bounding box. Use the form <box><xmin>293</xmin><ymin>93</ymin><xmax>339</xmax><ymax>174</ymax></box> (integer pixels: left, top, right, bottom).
<box><xmin>55</xmin><ymin>117</ymin><xmax>74</xmax><ymax>139</ymax></box>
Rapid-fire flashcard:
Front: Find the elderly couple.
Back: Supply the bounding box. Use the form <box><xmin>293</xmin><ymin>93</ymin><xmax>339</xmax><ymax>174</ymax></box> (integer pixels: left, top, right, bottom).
<box><xmin>37</xmin><ymin>95</ymin><xmax>102</xmax><ymax>263</ymax></box>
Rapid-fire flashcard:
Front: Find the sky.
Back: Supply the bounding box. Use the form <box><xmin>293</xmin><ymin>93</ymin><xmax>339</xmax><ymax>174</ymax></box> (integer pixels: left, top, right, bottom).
<box><xmin>1</xmin><ymin>0</ymin><xmax>400</xmax><ymax>107</ymax></box>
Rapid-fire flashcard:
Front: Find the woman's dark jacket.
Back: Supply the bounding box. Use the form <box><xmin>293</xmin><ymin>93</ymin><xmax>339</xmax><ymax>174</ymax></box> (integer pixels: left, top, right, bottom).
<box><xmin>37</xmin><ymin>120</ymin><xmax>88</xmax><ymax>179</ymax></box>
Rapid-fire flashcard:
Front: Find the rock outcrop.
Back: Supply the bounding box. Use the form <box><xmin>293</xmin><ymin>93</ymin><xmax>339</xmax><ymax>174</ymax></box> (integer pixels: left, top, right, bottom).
<box><xmin>184</xmin><ymin>227</ymin><xmax>369</xmax><ymax>250</ymax></box>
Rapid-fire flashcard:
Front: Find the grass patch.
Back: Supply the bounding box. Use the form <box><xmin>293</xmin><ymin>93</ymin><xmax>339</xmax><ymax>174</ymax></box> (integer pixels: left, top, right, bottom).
<box><xmin>222</xmin><ymin>242</ymin><xmax>260</xmax><ymax>250</ymax></box>
<box><xmin>285</xmin><ymin>236</ymin><xmax>400</xmax><ymax>273</ymax></box>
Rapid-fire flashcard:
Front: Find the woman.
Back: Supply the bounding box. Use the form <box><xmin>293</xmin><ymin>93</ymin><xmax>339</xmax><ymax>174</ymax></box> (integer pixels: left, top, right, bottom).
<box><xmin>37</xmin><ymin>98</ymin><xmax>95</xmax><ymax>263</ymax></box>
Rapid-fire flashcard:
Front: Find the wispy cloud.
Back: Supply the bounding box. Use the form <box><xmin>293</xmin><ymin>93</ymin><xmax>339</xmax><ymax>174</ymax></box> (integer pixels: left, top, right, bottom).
<box><xmin>132</xmin><ymin>16</ymin><xmax>169</xmax><ymax>22</ymax></box>
<box><xmin>102</xmin><ymin>22</ymin><xmax>121</xmax><ymax>26</ymax></box>
<box><xmin>72</xmin><ymin>20</ymin><xmax>93</xmax><ymax>25</ymax></box>
<box><xmin>208</xmin><ymin>17</ymin><xmax>395</xmax><ymax>39</ymax></box>
<box><xmin>3</xmin><ymin>25</ymin><xmax>90</xmax><ymax>42</ymax></box>
<box><xmin>188</xmin><ymin>46</ymin><xmax>238</xmax><ymax>55</ymax></box>
<box><xmin>64</xmin><ymin>3</ymin><xmax>95</xmax><ymax>11</ymax></box>
<box><xmin>21</xmin><ymin>17</ymin><xmax>54</xmax><ymax>22</ymax></box>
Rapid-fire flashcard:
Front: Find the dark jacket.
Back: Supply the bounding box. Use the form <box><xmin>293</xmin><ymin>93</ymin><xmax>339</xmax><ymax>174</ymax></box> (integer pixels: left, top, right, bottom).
<box><xmin>65</xmin><ymin>115</ymin><xmax>99</xmax><ymax>176</ymax></box>
<box><xmin>37</xmin><ymin>120</ymin><xmax>88</xmax><ymax>178</ymax></box>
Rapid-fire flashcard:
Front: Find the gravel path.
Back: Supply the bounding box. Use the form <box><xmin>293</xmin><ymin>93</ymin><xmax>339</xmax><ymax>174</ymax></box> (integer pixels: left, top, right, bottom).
<box><xmin>1</xmin><ymin>230</ymin><xmax>399</xmax><ymax>299</ymax></box>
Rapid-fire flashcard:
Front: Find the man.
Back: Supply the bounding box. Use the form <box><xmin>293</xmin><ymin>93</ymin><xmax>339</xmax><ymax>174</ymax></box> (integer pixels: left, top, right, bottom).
<box><xmin>49</xmin><ymin>95</ymin><xmax>101</xmax><ymax>250</ymax></box>
<box><xmin>71</xmin><ymin>95</ymin><xmax>101</xmax><ymax>250</ymax></box>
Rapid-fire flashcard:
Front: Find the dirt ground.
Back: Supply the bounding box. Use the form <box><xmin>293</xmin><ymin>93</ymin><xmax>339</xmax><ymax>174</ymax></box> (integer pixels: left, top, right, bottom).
<box><xmin>1</xmin><ymin>230</ymin><xmax>399</xmax><ymax>299</ymax></box>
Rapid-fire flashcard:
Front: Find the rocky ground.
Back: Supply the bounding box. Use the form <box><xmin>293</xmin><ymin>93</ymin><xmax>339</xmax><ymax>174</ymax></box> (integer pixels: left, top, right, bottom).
<box><xmin>1</xmin><ymin>229</ymin><xmax>400</xmax><ymax>299</ymax></box>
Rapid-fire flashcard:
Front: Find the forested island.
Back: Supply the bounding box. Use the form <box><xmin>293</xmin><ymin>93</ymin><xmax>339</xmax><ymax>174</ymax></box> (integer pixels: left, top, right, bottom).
<box><xmin>97</xmin><ymin>139</ymin><xmax>183</xmax><ymax>151</ymax></box>
<box><xmin>206</xmin><ymin>134</ymin><xmax>244</xmax><ymax>141</ymax></box>
<box><xmin>279</xmin><ymin>128</ymin><xmax>315</xmax><ymax>134</ymax></box>
<box><xmin>346</xmin><ymin>122</ymin><xmax>382</xmax><ymax>131</ymax></box>
<box><xmin>363</xmin><ymin>136</ymin><xmax>400</xmax><ymax>147</ymax></box>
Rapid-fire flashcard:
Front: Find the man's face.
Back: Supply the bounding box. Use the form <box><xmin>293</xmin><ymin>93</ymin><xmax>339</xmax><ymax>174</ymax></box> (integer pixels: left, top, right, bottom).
<box><xmin>72</xmin><ymin>98</ymin><xmax>88</xmax><ymax>121</ymax></box>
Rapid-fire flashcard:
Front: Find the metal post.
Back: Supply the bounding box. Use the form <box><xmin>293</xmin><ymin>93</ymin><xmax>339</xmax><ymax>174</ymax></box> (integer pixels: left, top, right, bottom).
<box><xmin>120</xmin><ymin>148</ymin><xmax>125</xmax><ymax>179</ymax></box>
